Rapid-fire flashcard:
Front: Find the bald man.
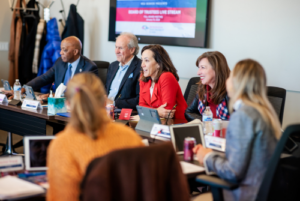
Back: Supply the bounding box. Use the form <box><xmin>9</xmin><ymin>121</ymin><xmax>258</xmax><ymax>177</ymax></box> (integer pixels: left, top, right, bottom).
<box><xmin>3</xmin><ymin>36</ymin><xmax>98</xmax><ymax>98</ymax></box>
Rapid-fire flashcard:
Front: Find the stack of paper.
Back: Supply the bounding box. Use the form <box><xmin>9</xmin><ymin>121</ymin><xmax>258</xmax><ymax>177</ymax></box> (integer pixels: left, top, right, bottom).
<box><xmin>0</xmin><ymin>176</ymin><xmax>45</xmax><ymax>199</ymax></box>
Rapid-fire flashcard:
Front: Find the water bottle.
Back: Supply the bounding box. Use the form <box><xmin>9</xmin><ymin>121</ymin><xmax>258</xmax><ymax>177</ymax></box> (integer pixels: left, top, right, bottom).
<box><xmin>202</xmin><ymin>106</ymin><xmax>213</xmax><ymax>135</ymax></box>
<box><xmin>13</xmin><ymin>79</ymin><xmax>21</xmax><ymax>100</ymax></box>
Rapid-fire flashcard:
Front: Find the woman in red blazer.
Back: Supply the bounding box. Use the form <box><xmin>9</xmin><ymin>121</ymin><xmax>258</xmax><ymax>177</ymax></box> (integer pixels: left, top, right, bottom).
<box><xmin>139</xmin><ymin>45</ymin><xmax>187</xmax><ymax>119</ymax></box>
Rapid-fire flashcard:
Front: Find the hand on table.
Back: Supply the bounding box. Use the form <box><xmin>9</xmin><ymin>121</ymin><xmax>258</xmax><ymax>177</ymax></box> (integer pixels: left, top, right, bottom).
<box><xmin>2</xmin><ymin>89</ymin><xmax>13</xmax><ymax>96</ymax></box>
<box><xmin>1</xmin><ymin>90</ymin><xmax>14</xmax><ymax>100</ymax></box>
<box><xmin>193</xmin><ymin>144</ymin><xmax>213</xmax><ymax>165</ymax></box>
<box><xmin>157</xmin><ymin>103</ymin><xmax>176</xmax><ymax>119</ymax></box>
<box><xmin>39</xmin><ymin>93</ymin><xmax>49</xmax><ymax>100</ymax></box>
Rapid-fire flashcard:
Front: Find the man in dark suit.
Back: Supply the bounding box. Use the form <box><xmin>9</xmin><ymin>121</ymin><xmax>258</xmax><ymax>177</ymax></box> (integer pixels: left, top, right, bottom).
<box><xmin>105</xmin><ymin>32</ymin><xmax>141</xmax><ymax>110</ymax></box>
<box><xmin>2</xmin><ymin>36</ymin><xmax>98</xmax><ymax>99</ymax></box>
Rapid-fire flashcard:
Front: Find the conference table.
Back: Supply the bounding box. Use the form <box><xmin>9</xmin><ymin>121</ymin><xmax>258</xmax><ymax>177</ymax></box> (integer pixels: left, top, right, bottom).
<box><xmin>0</xmin><ymin>102</ymin><xmax>205</xmax><ymax>201</ymax></box>
<box><xmin>0</xmin><ymin>102</ymin><xmax>203</xmax><ymax>175</ymax></box>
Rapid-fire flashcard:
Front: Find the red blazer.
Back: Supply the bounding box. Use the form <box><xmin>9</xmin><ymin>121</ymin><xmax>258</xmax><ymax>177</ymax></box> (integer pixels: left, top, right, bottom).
<box><xmin>139</xmin><ymin>72</ymin><xmax>187</xmax><ymax>119</ymax></box>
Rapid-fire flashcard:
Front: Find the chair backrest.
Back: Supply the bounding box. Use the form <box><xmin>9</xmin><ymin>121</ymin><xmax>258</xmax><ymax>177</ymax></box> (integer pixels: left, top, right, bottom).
<box><xmin>93</xmin><ymin>61</ymin><xmax>110</xmax><ymax>85</ymax></box>
<box><xmin>80</xmin><ymin>142</ymin><xmax>190</xmax><ymax>201</ymax></box>
<box><xmin>256</xmin><ymin>124</ymin><xmax>300</xmax><ymax>201</ymax></box>
<box><xmin>184</xmin><ymin>77</ymin><xmax>200</xmax><ymax>106</ymax></box>
<box><xmin>267</xmin><ymin>86</ymin><xmax>286</xmax><ymax>125</ymax></box>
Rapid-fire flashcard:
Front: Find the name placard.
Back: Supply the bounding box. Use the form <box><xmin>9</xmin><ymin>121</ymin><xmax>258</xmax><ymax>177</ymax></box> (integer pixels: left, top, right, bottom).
<box><xmin>0</xmin><ymin>94</ymin><xmax>8</xmax><ymax>103</ymax></box>
<box><xmin>0</xmin><ymin>156</ymin><xmax>23</xmax><ymax>172</ymax></box>
<box><xmin>150</xmin><ymin>124</ymin><xmax>170</xmax><ymax>139</ymax></box>
<box><xmin>21</xmin><ymin>99</ymin><xmax>42</xmax><ymax>110</ymax></box>
<box><xmin>204</xmin><ymin>135</ymin><xmax>226</xmax><ymax>152</ymax></box>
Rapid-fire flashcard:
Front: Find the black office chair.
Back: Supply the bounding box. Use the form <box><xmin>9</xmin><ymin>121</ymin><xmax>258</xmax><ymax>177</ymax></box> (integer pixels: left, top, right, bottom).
<box><xmin>194</xmin><ymin>124</ymin><xmax>300</xmax><ymax>201</ymax></box>
<box><xmin>93</xmin><ymin>61</ymin><xmax>110</xmax><ymax>85</ymax></box>
<box><xmin>184</xmin><ymin>77</ymin><xmax>200</xmax><ymax>106</ymax></box>
<box><xmin>267</xmin><ymin>86</ymin><xmax>286</xmax><ymax>125</ymax></box>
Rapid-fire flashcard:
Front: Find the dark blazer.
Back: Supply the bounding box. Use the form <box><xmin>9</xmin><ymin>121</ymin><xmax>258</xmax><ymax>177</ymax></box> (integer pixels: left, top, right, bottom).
<box><xmin>105</xmin><ymin>56</ymin><xmax>141</xmax><ymax>110</ymax></box>
<box><xmin>27</xmin><ymin>55</ymin><xmax>98</xmax><ymax>91</ymax></box>
<box><xmin>62</xmin><ymin>4</ymin><xmax>84</xmax><ymax>53</ymax></box>
<box><xmin>185</xmin><ymin>94</ymin><xmax>229</xmax><ymax>121</ymax></box>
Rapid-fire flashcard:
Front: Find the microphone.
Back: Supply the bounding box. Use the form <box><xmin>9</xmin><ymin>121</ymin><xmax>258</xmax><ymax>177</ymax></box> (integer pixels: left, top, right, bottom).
<box><xmin>165</xmin><ymin>104</ymin><xmax>177</xmax><ymax>125</ymax></box>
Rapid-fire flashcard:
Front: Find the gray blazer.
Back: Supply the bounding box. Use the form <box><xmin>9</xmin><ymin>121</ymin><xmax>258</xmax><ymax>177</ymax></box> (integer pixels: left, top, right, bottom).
<box><xmin>205</xmin><ymin>105</ymin><xmax>278</xmax><ymax>201</ymax></box>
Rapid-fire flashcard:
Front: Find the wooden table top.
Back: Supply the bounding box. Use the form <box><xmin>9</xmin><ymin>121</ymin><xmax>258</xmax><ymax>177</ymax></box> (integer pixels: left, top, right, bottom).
<box><xmin>0</xmin><ymin>102</ymin><xmax>54</xmax><ymax>120</ymax></box>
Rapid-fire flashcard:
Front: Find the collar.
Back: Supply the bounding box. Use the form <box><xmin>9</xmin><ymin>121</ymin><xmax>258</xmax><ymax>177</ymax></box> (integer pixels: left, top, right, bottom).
<box><xmin>68</xmin><ymin>56</ymin><xmax>81</xmax><ymax>68</ymax></box>
<box><xmin>233</xmin><ymin>99</ymin><xmax>243</xmax><ymax>111</ymax></box>
<box><xmin>119</xmin><ymin>55</ymin><xmax>134</xmax><ymax>69</ymax></box>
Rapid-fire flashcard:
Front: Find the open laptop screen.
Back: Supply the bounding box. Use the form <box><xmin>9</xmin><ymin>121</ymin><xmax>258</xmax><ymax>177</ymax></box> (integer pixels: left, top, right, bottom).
<box><xmin>24</xmin><ymin>136</ymin><xmax>55</xmax><ymax>171</ymax></box>
<box><xmin>170</xmin><ymin>124</ymin><xmax>204</xmax><ymax>154</ymax></box>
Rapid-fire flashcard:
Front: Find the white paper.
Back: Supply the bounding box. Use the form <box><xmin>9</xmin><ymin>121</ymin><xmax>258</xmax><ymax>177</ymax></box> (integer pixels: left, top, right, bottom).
<box><xmin>54</xmin><ymin>83</ymin><xmax>66</xmax><ymax>98</ymax></box>
<box><xmin>0</xmin><ymin>176</ymin><xmax>45</xmax><ymax>199</ymax></box>
<box><xmin>180</xmin><ymin>161</ymin><xmax>205</xmax><ymax>174</ymax></box>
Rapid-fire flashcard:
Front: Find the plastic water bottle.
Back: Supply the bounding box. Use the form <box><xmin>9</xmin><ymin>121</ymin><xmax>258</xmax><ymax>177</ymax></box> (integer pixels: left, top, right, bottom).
<box><xmin>13</xmin><ymin>79</ymin><xmax>21</xmax><ymax>100</ymax></box>
<box><xmin>202</xmin><ymin>106</ymin><xmax>213</xmax><ymax>135</ymax></box>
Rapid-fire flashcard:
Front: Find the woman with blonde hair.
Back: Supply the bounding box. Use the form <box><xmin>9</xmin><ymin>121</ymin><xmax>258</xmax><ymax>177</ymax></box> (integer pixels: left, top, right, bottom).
<box><xmin>47</xmin><ymin>72</ymin><xmax>144</xmax><ymax>201</ymax></box>
<box><xmin>194</xmin><ymin>59</ymin><xmax>281</xmax><ymax>201</ymax></box>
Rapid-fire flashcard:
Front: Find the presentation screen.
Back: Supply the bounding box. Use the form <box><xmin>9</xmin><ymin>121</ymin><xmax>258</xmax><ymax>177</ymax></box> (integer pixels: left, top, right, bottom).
<box><xmin>109</xmin><ymin>0</ymin><xmax>209</xmax><ymax>48</ymax></box>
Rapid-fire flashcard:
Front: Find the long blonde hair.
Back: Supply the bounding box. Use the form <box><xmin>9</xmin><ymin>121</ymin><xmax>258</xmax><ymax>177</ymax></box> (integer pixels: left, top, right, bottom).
<box><xmin>65</xmin><ymin>72</ymin><xmax>110</xmax><ymax>139</ymax></box>
<box><xmin>230</xmin><ymin>59</ymin><xmax>281</xmax><ymax>139</ymax></box>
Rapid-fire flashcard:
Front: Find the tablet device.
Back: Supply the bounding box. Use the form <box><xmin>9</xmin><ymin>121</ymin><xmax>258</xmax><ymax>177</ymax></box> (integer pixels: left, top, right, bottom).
<box><xmin>24</xmin><ymin>136</ymin><xmax>55</xmax><ymax>171</ymax></box>
<box><xmin>23</xmin><ymin>85</ymin><xmax>37</xmax><ymax>100</ymax></box>
<box><xmin>135</xmin><ymin>105</ymin><xmax>161</xmax><ymax>132</ymax></box>
<box><xmin>170</xmin><ymin>124</ymin><xmax>205</xmax><ymax>154</ymax></box>
<box><xmin>1</xmin><ymin>79</ymin><xmax>11</xmax><ymax>90</ymax></box>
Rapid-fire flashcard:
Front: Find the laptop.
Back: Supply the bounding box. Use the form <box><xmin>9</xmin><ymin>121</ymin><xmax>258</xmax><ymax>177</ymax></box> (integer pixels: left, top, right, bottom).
<box><xmin>24</xmin><ymin>136</ymin><xmax>56</xmax><ymax>171</ymax></box>
<box><xmin>135</xmin><ymin>105</ymin><xmax>161</xmax><ymax>132</ymax></box>
<box><xmin>170</xmin><ymin>124</ymin><xmax>205</xmax><ymax>154</ymax></box>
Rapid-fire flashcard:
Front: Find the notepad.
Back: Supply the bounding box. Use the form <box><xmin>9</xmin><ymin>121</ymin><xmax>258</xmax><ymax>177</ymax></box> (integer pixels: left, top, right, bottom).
<box><xmin>0</xmin><ymin>176</ymin><xmax>45</xmax><ymax>199</ymax></box>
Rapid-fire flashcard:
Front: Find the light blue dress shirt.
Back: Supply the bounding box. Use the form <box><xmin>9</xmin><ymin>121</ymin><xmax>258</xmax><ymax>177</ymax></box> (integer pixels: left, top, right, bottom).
<box><xmin>108</xmin><ymin>56</ymin><xmax>134</xmax><ymax>100</ymax></box>
<box><xmin>68</xmin><ymin>56</ymin><xmax>81</xmax><ymax>79</ymax></box>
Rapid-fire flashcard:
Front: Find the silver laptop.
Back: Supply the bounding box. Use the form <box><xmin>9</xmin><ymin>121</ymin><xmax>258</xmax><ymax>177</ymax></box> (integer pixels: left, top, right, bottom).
<box><xmin>170</xmin><ymin>124</ymin><xmax>205</xmax><ymax>154</ymax></box>
<box><xmin>135</xmin><ymin>105</ymin><xmax>161</xmax><ymax>132</ymax></box>
<box><xmin>24</xmin><ymin>136</ymin><xmax>55</xmax><ymax>171</ymax></box>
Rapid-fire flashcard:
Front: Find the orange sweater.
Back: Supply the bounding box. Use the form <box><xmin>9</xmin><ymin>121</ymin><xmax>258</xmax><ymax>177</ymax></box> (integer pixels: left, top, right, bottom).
<box><xmin>47</xmin><ymin>122</ymin><xmax>144</xmax><ymax>201</ymax></box>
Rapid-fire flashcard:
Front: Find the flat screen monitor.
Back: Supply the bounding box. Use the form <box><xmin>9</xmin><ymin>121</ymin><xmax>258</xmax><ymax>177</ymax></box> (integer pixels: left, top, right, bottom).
<box><xmin>109</xmin><ymin>0</ymin><xmax>209</xmax><ymax>48</ymax></box>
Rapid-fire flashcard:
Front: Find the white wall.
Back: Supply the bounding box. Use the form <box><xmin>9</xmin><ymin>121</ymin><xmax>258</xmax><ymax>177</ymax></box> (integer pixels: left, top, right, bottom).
<box><xmin>0</xmin><ymin>0</ymin><xmax>12</xmax><ymax>82</ymax></box>
<box><xmin>0</xmin><ymin>0</ymin><xmax>299</xmax><ymax>129</ymax></box>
